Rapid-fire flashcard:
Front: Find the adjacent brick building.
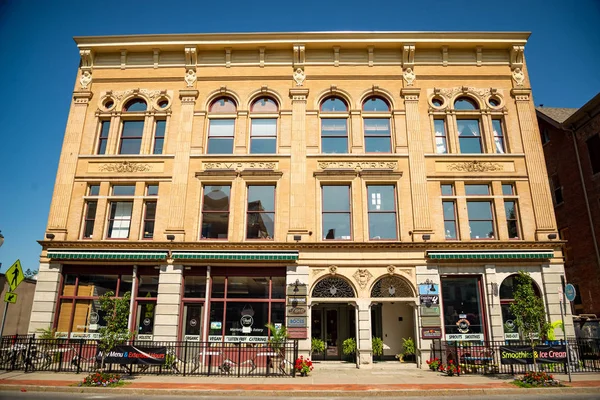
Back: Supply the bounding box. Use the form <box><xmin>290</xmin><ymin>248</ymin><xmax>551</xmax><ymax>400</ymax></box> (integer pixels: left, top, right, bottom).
<box><xmin>537</xmin><ymin>93</ymin><xmax>600</xmax><ymax>316</ymax></box>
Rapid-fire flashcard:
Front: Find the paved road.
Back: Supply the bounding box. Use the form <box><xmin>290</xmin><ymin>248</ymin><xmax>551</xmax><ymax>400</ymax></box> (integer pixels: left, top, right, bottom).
<box><xmin>1</xmin><ymin>393</ymin><xmax>600</xmax><ymax>400</ymax></box>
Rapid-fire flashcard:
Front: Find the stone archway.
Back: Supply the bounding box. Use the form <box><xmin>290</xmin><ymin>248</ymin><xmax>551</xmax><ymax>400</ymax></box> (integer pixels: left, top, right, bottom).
<box><xmin>370</xmin><ymin>275</ymin><xmax>415</xmax><ymax>298</ymax></box>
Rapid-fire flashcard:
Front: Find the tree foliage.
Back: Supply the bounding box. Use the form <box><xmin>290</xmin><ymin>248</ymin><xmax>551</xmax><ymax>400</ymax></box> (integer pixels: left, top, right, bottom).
<box><xmin>97</xmin><ymin>291</ymin><xmax>133</xmax><ymax>369</ymax></box>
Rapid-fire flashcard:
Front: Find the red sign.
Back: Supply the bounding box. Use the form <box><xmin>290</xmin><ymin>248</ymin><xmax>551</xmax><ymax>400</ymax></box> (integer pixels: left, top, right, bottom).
<box><xmin>287</xmin><ymin>327</ymin><xmax>308</xmax><ymax>339</ymax></box>
<box><xmin>421</xmin><ymin>327</ymin><xmax>442</xmax><ymax>339</ymax></box>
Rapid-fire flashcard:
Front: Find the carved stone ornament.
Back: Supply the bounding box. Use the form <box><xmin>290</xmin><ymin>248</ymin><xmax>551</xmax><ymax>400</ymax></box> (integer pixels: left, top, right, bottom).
<box><xmin>318</xmin><ymin>161</ymin><xmax>397</xmax><ymax>170</ymax></box>
<box><xmin>438</xmin><ymin>86</ymin><xmax>493</xmax><ymax>101</ymax></box>
<box><xmin>100</xmin><ymin>161</ymin><xmax>151</xmax><ymax>173</ymax></box>
<box><xmin>448</xmin><ymin>160</ymin><xmax>503</xmax><ymax>172</ymax></box>
<box><xmin>312</xmin><ymin>268</ymin><xmax>326</xmax><ymax>276</ymax></box>
<box><xmin>80</xmin><ymin>71</ymin><xmax>92</xmax><ymax>89</ymax></box>
<box><xmin>387</xmin><ymin>265</ymin><xmax>395</xmax><ymax>275</ymax></box>
<box><xmin>329</xmin><ymin>265</ymin><xmax>337</xmax><ymax>275</ymax></box>
<box><xmin>111</xmin><ymin>89</ymin><xmax>164</xmax><ymax>101</ymax></box>
<box><xmin>293</xmin><ymin>68</ymin><xmax>306</xmax><ymax>87</ymax></box>
<box><xmin>403</xmin><ymin>68</ymin><xmax>416</xmax><ymax>86</ymax></box>
<box><xmin>512</xmin><ymin>67</ymin><xmax>525</xmax><ymax>86</ymax></box>
<box><xmin>353</xmin><ymin>269</ymin><xmax>373</xmax><ymax>289</ymax></box>
<box><xmin>203</xmin><ymin>161</ymin><xmax>276</xmax><ymax>171</ymax></box>
<box><xmin>185</xmin><ymin>69</ymin><xmax>197</xmax><ymax>87</ymax></box>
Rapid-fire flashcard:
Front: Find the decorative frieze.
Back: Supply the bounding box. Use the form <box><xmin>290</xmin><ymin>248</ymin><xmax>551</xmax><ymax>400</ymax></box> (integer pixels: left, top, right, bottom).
<box><xmin>100</xmin><ymin>161</ymin><xmax>151</xmax><ymax>173</ymax></box>
<box><xmin>202</xmin><ymin>161</ymin><xmax>277</xmax><ymax>170</ymax></box>
<box><xmin>448</xmin><ymin>161</ymin><xmax>503</xmax><ymax>172</ymax></box>
<box><xmin>317</xmin><ymin>161</ymin><xmax>397</xmax><ymax>170</ymax></box>
<box><xmin>353</xmin><ymin>269</ymin><xmax>373</xmax><ymax>289</ymax></box>
<box><xmin>111</xmin><ymin>88</ymin><xmax>165</xmax><ymax>101</ymax></box>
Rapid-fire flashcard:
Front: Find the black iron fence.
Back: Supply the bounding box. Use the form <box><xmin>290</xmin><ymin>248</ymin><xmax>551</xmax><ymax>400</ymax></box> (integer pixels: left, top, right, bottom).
<box><xmin>430</xmin><ymin>338</ymin><xmax>600</xmax><ymax>375</ymax></box>
<box><xmin>0</xmin><ymin>335</ymin><xmax>299</xmax><ymax>377</ymax></box>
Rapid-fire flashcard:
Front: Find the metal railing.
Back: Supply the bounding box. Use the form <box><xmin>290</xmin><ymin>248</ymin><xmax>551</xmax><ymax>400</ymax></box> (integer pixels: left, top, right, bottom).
<box><xmin>0</xmin><ymin>335</ymin><xmax>299</xmax><ymax>377</ymax></box>
<box><xmin>429</xmin><ymin>338</ymin><xmax>600</xmax><ymax>375</ymax></box>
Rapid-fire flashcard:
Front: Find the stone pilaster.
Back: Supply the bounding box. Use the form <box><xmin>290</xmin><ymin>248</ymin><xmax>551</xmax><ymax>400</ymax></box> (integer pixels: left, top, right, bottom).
<box><xmin>153</xmin><ymin>264</ymin><xmax>183</xmax><ymax>341</ymax></box>
<box><xmin>511</xmin><ymin>88</ymin><xmax>557</xmax><ymax>239</ymax></box>
<box><xmin>28</xmin><ymin>262</ymin><xmax>61</xmax><ymax>333</ymax></box>
<box><xmin>415</xmin><ymin>265</ymin><xmax>440</xmax><ymax>363</ymax></box>
<box><xmin>484</xmin><ymin>265</ymin><xmax>504</xmax><ymax>340</ymax></box>
<box><xmin>288</xmin><ymin>88</ymin><xmax>310</xmax><ymax>237</ymax></box>
<box><xmin>356</xmin><ymin>299</ymin><xmax>372</xmax><ymax>368</ymax></box>
<box><xmin>288</xmin><ymin>266</ymin><xmax>310</xmax><ymax>356</ymax></box>
<box><xmin>401</xmin><ymin>88</ymin><xmax>432</xmax><ymax>237</ymax></box>
<box><xmin>165</xmin><ymin>90</ymin><xmax>198</xmax><ymax>240</ymax></box>
<box><xmin>46</xmin><ymin>91</ymin><xmax>93</xmax><ymax>239</ymax></box>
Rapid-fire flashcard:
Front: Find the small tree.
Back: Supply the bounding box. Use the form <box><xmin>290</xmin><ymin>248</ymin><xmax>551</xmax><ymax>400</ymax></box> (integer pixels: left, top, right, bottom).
<box><xmin>509</xmin><ymin>271</ymin><xmax>550</xmax><ymax>369</ymax></box>
<box><xmin>24</xmin><ymin>269</ymin><xmax>38</xmax><ymax>279</ymax></box>
<box><xmin>97</xmin><ymin>291</ymin><xmax>133</xmax><ymax>370</ymax></box>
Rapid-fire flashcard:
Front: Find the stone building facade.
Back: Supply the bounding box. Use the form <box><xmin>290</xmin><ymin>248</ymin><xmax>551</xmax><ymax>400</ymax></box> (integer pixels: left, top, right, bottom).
<box><xmin>537</xmin><ymin>93</ymin><xmax>600</xmax><ymax>316</ymax></box>
<box><xmin>29</xmin><ymin>32</ymin><xmax>573</xmax><ymax>368</ymax></box>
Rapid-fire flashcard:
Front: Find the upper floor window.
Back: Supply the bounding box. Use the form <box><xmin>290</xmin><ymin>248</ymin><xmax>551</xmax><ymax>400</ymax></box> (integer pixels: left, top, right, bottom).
<box><xmin>465</xmin><ymin>184</ymin><xmax>495</xmax><ymax>239</ymax></box>
<box><xmin>434</xmin><ymin>119</ymin><xmax>448</xmax><ymax>154</ymax></box>
<box><xmin>367</xmin><ymin>185</ymin><xmax>397</xmax><ymax>240</ymax></box>
<box><xmin>82</xmin><ymin>185</ymin><xmax>100</xmax><ymax>239</ymax></box>
<box><xmin>550</xmin><ymin>174</ymin><xmax>564</xmax><ymax>206</ymax></box>
<box><xmin>200</xmin><ymin>185</ymin><xmax>231</xmax><ymax>239</ymax></box>
<box><xmin>123</xmin><ymin>98</ymin><xmax>147</xmax><ymax>112</ymax></box>
<box><xmin>153</xmin><ymin>120</ymin><xmax>166</xmax><ymax>154</ymax></box>
<box><xmin>541</xmin><ymin>128</ymin><xmax>550</xmax><ymax>145</ymax></box>
<box><xmin>586</xmin><ymin>134</ymin><xmax>600</xmax><ymax>175</ymax></box>
<box><xmin>250</xmin><ymin>97</ymin><xmax>278</xmax><ymax>154</ymax></box>
<box><xmin>322</xmin><ymin>185</ymin><xmax>351</xmax><ymax>240</ymax></box>
<box><xmin>246</xmin><ymin>185</ymin><xmax>275</xmax><ymax>239</ymax></box>
<box><xmin>492</xmin><ymin>119</ymin><xmax>506</xmax><ymax>154</ymax></box>
<box><xmin>454</xmin><ymin>97</ymin><xmax>483</xmax><ymax>154</ymax></box>
<box><xmin>362</xmin><ymin>96</ymin><xmax>392</xmax><ymax>153</ymax></box>
<box><xmin>320</xmin><ymin>97</ymin><xmax>348</xmax><ymax>154</ymax></box>
<box><xmin>502</xmin><ymin>184</ymin><xmax>520</xmax><ymax>239</ymax></box>
<box><xmin>97</xmin><ymin>121</ymin><xmax>110</xmax><ymax>155</ymax></box>
<box><xmin>441</xmin><ymin>184</ymin><xmax>458</xmax><ymax>240</ymax></box>
<box><xmin>454</xmin><ymin>97</ymin><xmax>479</xmax><ymax>111</ymax></box>
<box><xmin>207</xmin><ymin>97</ymin><xmax>236</xmax><ymax>154</ymax></box>
<box><xmin>118</xmin><ymin>97</ymin><xmax>147</xmax><ymax>155</ymax></box>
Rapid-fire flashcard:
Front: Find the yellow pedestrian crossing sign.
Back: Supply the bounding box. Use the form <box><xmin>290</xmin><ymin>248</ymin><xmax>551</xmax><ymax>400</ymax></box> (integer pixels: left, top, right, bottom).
<box><xmin>4</xmin><ymin>292</ymin><xmax>16</xmax><ymax>304</ymax></box>
<box><xmin>6</xmin><ymin>260</ymin><xmax>24</xmax><ymax>292</ymax></box>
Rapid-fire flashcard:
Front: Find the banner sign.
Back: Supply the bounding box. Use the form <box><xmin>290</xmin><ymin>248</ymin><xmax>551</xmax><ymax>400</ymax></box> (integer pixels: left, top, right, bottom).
<box><xmin>500</xmin><ymin>344</ymin><xmax>567</xmax><ymax>365</ymax></box>
<box><xmin>103</xmin><ymin>345</ymin><xmax>166</xmax><ymax>365</ymax></box>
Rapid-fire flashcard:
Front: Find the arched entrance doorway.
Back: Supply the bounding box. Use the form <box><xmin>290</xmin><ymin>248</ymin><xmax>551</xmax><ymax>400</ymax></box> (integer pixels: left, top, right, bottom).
<box><xmin>311</xmin><ymin>276</ymin><xmax>356</xmax><ymax>361</ymax></box>
<box><xmin>500</xmin><ymin>274</ymin><xmax>542</xmax><ymax>341</ymax></box>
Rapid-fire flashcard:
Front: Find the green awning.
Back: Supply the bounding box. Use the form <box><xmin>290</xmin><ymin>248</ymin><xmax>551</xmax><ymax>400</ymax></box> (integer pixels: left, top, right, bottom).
<box><xmin>172</xmin><ymin>251</ymin><xmax>298</xmax><ymax>261</ymax></box>
<box><xmin>47</xmin><ymin>251</ymin><xmax>168</xmax><ymax>261</ymax></box>
<box><xmin>426</xmin><ymin>250</ymin><xmax>553</xmax><ymax>260</ymax></box>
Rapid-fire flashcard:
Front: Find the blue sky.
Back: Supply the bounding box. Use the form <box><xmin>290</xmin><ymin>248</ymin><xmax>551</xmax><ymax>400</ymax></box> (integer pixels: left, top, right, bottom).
<box><xmin>0</xmin><ymin>0</ymin><xmax>599</xmax><ymax>273</ymax></box>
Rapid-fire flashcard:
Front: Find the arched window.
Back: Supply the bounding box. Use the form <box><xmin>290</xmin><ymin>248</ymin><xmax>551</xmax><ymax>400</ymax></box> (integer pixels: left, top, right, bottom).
<box><xmin>362</xmin><ymin>96</ymin><xmax>392</xmax><ymax>153</ymax></box>
<box><xmin>371</xmin><ymin>276</ymin><xmax>414</xmax><ymax>297</ymax></box>
<box><xmin>250</xmin><ymin>97</ymin><xmax>278</xmax><ymax>154</ymax></box>
<box><xmin>312</xmin><ymin>277</ymin><xmax>355</xmax><ymax>298</ymax></box>
<box><xmin>119</xmin><ymin>98</ymin><xmax>147</xmax><ymax>154</ymax></box>
<box><xmin>454</xmin><ymin>96</ymin><xmax>483</xmax><ymax>154</ymax></box>
<box><xmin>320</xmin><ymin>96</ymin><xmax>348</xmax><ymax>154</ymax></box>
<box><xmin>500</xmin><ymin>274</ymin><xmax>541</xmax><ymax>340</ymax></box>
<box><xmin>207</xmin><ymin>97</ymin><xmax>237</xmax><ymax>154</ymax></box>
<box><xmin>454</xmin><ymin>97</ymin><xmax>479</xmax><ymax>111</ymax></box>
<box><xmin>123</xmin><ymin>98</ymin><xmax>147</xmax><ymax>112</ymax></box>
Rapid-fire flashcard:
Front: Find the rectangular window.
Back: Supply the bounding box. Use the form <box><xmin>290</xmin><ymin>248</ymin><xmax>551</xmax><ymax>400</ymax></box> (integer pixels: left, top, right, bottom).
<box><xmin>586</xmin><ymin>134</ymin><xmax>600</xmax><ymax>174</ymax></box>
<box><xmin>551</xmin><ymin>175</ymin><xmax>564</xmax><ymax>205</ymax></box>
<box><xmin>502</xmin><ymin>184</ymin><xmax>514</xmax><ymax>196</ymax></box>
<box><xmin>107</xmin><ymin>201</ymin><xmax>133</xmax><ymax>239</ymax></box>
<box><xmin>434</xmin><ymin>119</ymin><xmax>448</xmax><ymax>154</ymax></box>
<box><xmin>440</xmin><ymin>184</ymin><xmax>454</xmax><ymax>196</ymax></box>
<box><xmin>443</xmin><ymin>201</ymin><xmax>458</xmax><ymax>240</ymax></box>
<box><xmin>250</xmin><ymin>119</ymin><xmax>277</xmax><ymax>154</ymax></box>
<box><xmin>146</xmin><ymin>184</ymin><xmax>159</xmax><ymax>196</ymax></box>
<box><xmin>492</xmin><ymin>119</ymin><xmax>506</xmax><ymax>154</ymax></box>
<box><xmin>441</xmin><ymin>276</ymin><xmax>485</xmax><ymax>338</ymax></box>
<box><xmin>97</xmin><ymin>121</ymin><xmax>110</xmax><ymax>155</ymax></box>
<box><xmin>82</xmin><ymin>201</ymin><xmax>97</xmax><ymax>239</ymax></box>
<box><xmin>246</xmin><ymin>185</ymin><xmax>275</xmax><ymax>239</ymax></box>
<box><xmin>321</xmin><ymin>119</ymin><xmax>348</xmax><ymax>153</ymax></box>
<box><xmin>201</xmin><ymin>185</ymin><xmax>231</xmax><ymax>239</ymax></box>
<box><xmin>119</xmin><ymin>120</ymin><xmax>144</xmax><ymax>154</ymax></box>
<box><xmin>457</xmin><ymin>119</ymin><xmax>483</xmax><ymax>154</ymax></box>
<box><xmin>367</xmin><ymin>185</ymin><xmax>397</xmax><ymax>239</ymax></box>
<box><xmin>88</xmin><ymin>184</ymin><xmax>100</xmax><ymax>196</ymax></box>
<box><xmin>322</xmin><ymin>185</ymin><xmax>351</xmax><ymax>240</ymax></box>
<box><xmin>364</xmin><ymin>118</ymin><xmax>391</xmax><ymax>153</ymax></box>
<box><xmin>142</xmin><ymin>201</ymin><xmax>156</xmax><ymax>239</ymax></box>
<box><xmin>504</xmin><ymin>201</ymin><xmax>519</xmax><ymax>239</ymax></box>
<box><xmin>467</xmin><ymin>201</ymin><xmax>495</xmax><ymax>239</ymax></box>
<box><xmin>207</xmin><ymin>119</ymin><xmax>234</xmax><ymax>154</ymax></box>
<box><xmin>464</xmin><ymin>184</ymin><xmax>490</xmax><ymax>195</ymax></box>
<box><xmin>541</xmin><ymin>128</ymin><xmax>550</xmax><ymax>145</ymax></box>
<box><xmin>112</xmin><ymin>185</ymin><xmax>136</xmax><ymax>196</ymax></box>
<box><xmin>153</xmin><ymin>120</ymin><xmax>166</xmax><ymax>154</ymax></box>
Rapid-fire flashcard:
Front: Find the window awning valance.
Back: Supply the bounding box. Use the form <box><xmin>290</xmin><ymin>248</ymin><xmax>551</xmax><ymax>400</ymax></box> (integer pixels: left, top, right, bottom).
<box><xmin>47</xmin><ymin>251</ymin><xmax>168</xmax><ymax>260</ymax></box>
<box><xmin>426</xmin><ymin>250</ymin><xmax>553</xmax><ymax>260</ymax></box>
<box><xmin>172</xmin><ymin>251</ymin><xmax>298</xmax><ymax>261</ymax></box>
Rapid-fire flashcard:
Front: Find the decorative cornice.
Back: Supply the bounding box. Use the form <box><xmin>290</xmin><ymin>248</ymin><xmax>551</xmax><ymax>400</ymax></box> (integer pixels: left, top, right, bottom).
<box><xmin>111</xmin><ymin>88</ymin><xmax>164</xmax><ymax>100</ymax></box>
<box><xmin>73</xmin><ymin>91</ymin><xmax>93</xmax><ymax>104</ymax></box>
<box><xmin>401</xmin><ymin>87</ymin><xmax>421</xmax><ymax>100</ymax></box>
<box><xmin>511</xmin><ymin>88</ymin><xmax>531</xmax><ymax>101</ymax></box>
<box><xmin>179</xmin><ymin>89</ymin><xmax>199</xmax><ymax>102</ymax></box>
<box><xmin>289</xmin><ymin>88</ymin><xmax>309</xmax><ymax>100</ymax></box>
<box><xmin>99</xmin><ymin>161</ymin><xmax>151</xmax><ymax>173</ymax></box>
<box><xmin>448</xmin><ymin>160</ymin><xmax>503</xmax><ymax>172</ymax></box>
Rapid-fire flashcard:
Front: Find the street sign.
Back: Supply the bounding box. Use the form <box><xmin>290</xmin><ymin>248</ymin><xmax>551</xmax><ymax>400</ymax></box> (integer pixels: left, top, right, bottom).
<box><xmin>4</xmin><ymin>292</ymin><xmax>17</xmax><ymax>304</ymax></box>
<box><xmin>565</xmin><ymin>284</ymin><xmax>576</xmax><ymax>302</ymax></box>
<box><xmin>6</xmin><ymin>260</ymin><xmax>24</xmax><ymax>292</ymax></box>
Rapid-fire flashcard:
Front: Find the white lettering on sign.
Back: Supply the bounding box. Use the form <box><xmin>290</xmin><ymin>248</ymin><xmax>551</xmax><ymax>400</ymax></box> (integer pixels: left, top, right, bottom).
<box><xmin>70</xmin><ymin>332</ymin><xmax>101</xmax><ymax>339</ymax></box>
<box><xmin>208</xmin><ymin>335</ymin><xmax>222</xmax><ymax>342</ymax></box>
<box><xmin>138</xmin><ymin>334</ymin><xmax>153</xmax><ymax>341</ymax></box>
<box><xmin>445</xmin><ymin>333</ymin><xmax>485</xmax><ymax>341</ymax></box>
<box><xmin>224</xmin><ymin>336</ymin><xmax>268</xmax><ymax>343</ymax></box>
<box><xmin>184</xmin><ymin>335</ymin><xmax>200</xmax><ymax>342</ymax></box>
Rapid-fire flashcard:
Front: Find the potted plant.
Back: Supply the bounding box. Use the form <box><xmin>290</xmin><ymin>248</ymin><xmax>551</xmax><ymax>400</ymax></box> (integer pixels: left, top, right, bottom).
<box><xmin>440</xmin><ymin>360</ymin><xmax>460</xmax><ymax>376</ymax></box>
<box><xmin>401</xmin><ymin>337</ymin><xmax>416</xmax><ymax>362</ymax></box>
<box><xmin>311</xmin><ymin>338</ymin><xmax>325</xmax><ymax>359</ymax></box>
<box><xmin>342</xmin><ymin>338</ymin><xmax>356</xmax><ymax>362</ymax></box>
<box><xmin>372</xmin><ymin>337</ymin><xmax>383</xmax><ymax>361</ymax></box>
<box><xmin>294</xmin><ymin>355</ymin><xmax>314</xmax><ymax>376</ymax></box>
<box><xmin>425</xmin><ymin>357</ymin><xmax>441</xmax><ymax>370</ymax></box>
<box><xmin>266</xmin><ymin>323</ymin><xmax>289</xmax><ymax>370</ymax></box>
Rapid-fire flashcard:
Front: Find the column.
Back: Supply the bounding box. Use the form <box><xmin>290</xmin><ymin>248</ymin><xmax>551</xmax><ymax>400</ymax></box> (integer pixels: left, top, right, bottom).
<box><xmin>287</xmin><ymin>89</ymin><xmax>310</xmax><ymax>239</ymax></box>
<box><xmin>234</xmin><ymin>111</ymin><xmax>248</xmax><ymax>154</ymax></box>
<box><xmin>28</xmin><ymin>262</ymin><xmax>61</xmax><ymax>333</ymax></box>
<box><xmin>401</xmin><ymin>88</ymin><xmax>432</xmax><ymax>238</ymax></box>
<box><xmin>153</xmin><ymin>264</ymin><xmax>183</xmax><ymax>341</ymax></box>
<box><xmin>350</xmin><ymin>110</ymin><xmax>363</xmax><ymax>153</ymax></box>
<box><xmin>288</xmin><ymin>266</ymin><xmax>310</xmax><ymax>357</ymax></box>
<box><xmin>484</xmin><ymin>265</ymin><xmax>504</xmax><ymax>341</ymax></box>
<box><xmin>511</xmin><ymin>88</ymin><xmax>557</xmax><ymax>239</ymax></box>
<box><xmin>415</xmin><ymin>265</ymin><xmax>440</xmax><ymax>367</ymax></box>
<box><xmin>165</xmin><ymin>90</ymin><xmax>198</xmax><ymax>240</ymax></box>
<box><xmin>46</xmin><ymin>91</ymin><xmax>93</xmax><ymax>239</ymax></box>
<box><xmin>356</xmin><ymin>299</ymin><xmax>372</xmax><ymax>368</ymax></box>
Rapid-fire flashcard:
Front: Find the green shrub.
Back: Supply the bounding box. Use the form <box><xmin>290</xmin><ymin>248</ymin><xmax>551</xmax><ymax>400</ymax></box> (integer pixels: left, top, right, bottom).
<box><xmin>372</xmin><ymin>337</ymin><xmax>383</xmax><ymax>357</ymax></box>
<box><xmin>402</xmin><ymin>337</ymin><xmax>415</xmax><ymax>355</ymax></box>
<box><xmin>311</xmin><ymin>338</ymin><xmax>326</xmax><ymax>355</ymax></box>
<box><xmin>342</xmin><ymin>338</ymin><xmax>357</xmax><ymax>355</ymax></box>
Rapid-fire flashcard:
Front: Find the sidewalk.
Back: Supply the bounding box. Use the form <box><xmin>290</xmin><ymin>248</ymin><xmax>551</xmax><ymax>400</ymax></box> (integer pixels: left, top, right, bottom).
<box><xmin>1</xmin><ymin>362</ymin><xmax>600</xmax><ymax>396</ymax></box>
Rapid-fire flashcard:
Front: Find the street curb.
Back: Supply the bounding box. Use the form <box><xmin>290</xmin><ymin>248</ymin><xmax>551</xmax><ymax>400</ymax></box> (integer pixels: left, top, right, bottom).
<box><xmin>1</xmin><ymin>384</ymin><xmax>600</xmax><ymax>397</ymax></box>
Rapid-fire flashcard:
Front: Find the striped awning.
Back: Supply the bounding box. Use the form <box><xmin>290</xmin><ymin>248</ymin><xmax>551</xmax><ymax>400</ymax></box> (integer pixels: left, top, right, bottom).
<box><xmin>426</xmin><ymin>250</ymin><xmax>554</xmax><ymax>260</ymax></box>
<box><xmin>47</xmin><ymin>251</ymin><xmax>168</xmax><ymax>261</ymax></box>
<box><xmin>172</xmin><ymin>251</ymin><xmax>298</xmax><ymax>261</ymax></box>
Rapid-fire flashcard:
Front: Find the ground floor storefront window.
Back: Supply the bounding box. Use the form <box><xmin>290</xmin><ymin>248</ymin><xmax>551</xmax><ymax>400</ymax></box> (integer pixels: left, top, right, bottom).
<box><xmin>441</xmin><ymin>276</ymin><xmax>486</xmax><ymax>341</ymax></box>
<box><xmin>133</xmin><ymin>267</ymin><xmax>159</xmax><ymax>341</ymax></box>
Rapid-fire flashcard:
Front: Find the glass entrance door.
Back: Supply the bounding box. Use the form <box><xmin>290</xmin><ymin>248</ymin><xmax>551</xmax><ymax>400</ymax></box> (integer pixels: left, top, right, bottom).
<box><xmin>311</xmin><ymin>305</ymin><xmax>354</xmax><ymax>360</ymax></box>
<box><xmin>182</xmin><ymin>304</ymin><xmax>204</xmax><ymax>341</ymax></box>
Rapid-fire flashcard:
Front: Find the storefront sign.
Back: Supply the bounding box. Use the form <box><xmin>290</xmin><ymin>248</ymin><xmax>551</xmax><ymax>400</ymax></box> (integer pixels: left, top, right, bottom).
<box><xmin>224</xmin><ymin>336</ymin><xmax>268</xmax><ymax>343</ymax></box>
<box><xmin>184</xmin><ymin>335</ymin><xmax>200</xmax><ymax>342</ymax></box>
<box><xmin>210</xmin><ymin>321</ymin><xmax>222</xmax><ymax>330</ymax></box>
<box><xmin>286</xmin><ymin>285</ymin><xmax>308</xmax><ymax>296</ymax></box>
<box><xmin>287</xmin><ymin>296</ymin><xmax>307</xmax><ymax>305</ymax></box>
<box><xmin>208</xmin><ymin>335</ymin><xmax>223</xmax><ymax>342</ymax></box>
<box><xmin>420</xmin><ymin>305</ymin><xmax>440</xmax><ymax>316</ymax></box>
<box><xmin>70</xmin><ymin>332</ymin><xmax>101</xmax><ymax>340</ymax></box>
<box><xmin>55</xmin><ymin>332</ymin><xmax>68</xmax><ymax>339</ymax></box>
<box><xmin>419</xmin><ymin>283</ymin><xmax>439</xmax><ymax>295</ymax></box>
<box><xmin>138</xmin><ymin>334</ymin><xmax>153</xmax><ymax>341</ymax></box>
<box><xmin>445</xmin><ymin>333</ymin><xmax>485</xmax><ymax>341</ymax></box>
<box><xmin>103</xmin><ymin>345</ymin><xmax>166</xmax><ymax>365</ymax></box>
<box><xmin>421</xmin><ymin>327</ymin><xmax>442</xmax><ymax>339</ymax></box>
<box><xmin>287</xmin><ymin>317</ymin><xmax>307</xmax><ymax>327</ymax></box>
<box><xmin>500</xmin><ymin>344</ymin><xmax>567</xmax><ymax>364</ymax></box>
<box><xmin>504</xmin><ymin>333</ymin><xmax>520</xmax><ymax>340</ymax></box>
<box><xmin>419</xmin><ymin>294</ymin><xmax>439</xmax><ymax>305</ymax></box>
<box><xmin>288</xmin><ymin>327</ymin><xmax>308</xmax><ymax>339</ymax></box>
<box><xmin>456</xmin><ymin>318</ymin><xmax>470</xmax><ymax>333</ymax></box>
<box><xmin>421</xmin><ymin>316</ymin><xmax>441</xmax><ymax>326</ymax></box>
<box><xmin>287</xmin><ymin>306</ymin><xmax>308</xmax><ymax>316</ymax></box>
